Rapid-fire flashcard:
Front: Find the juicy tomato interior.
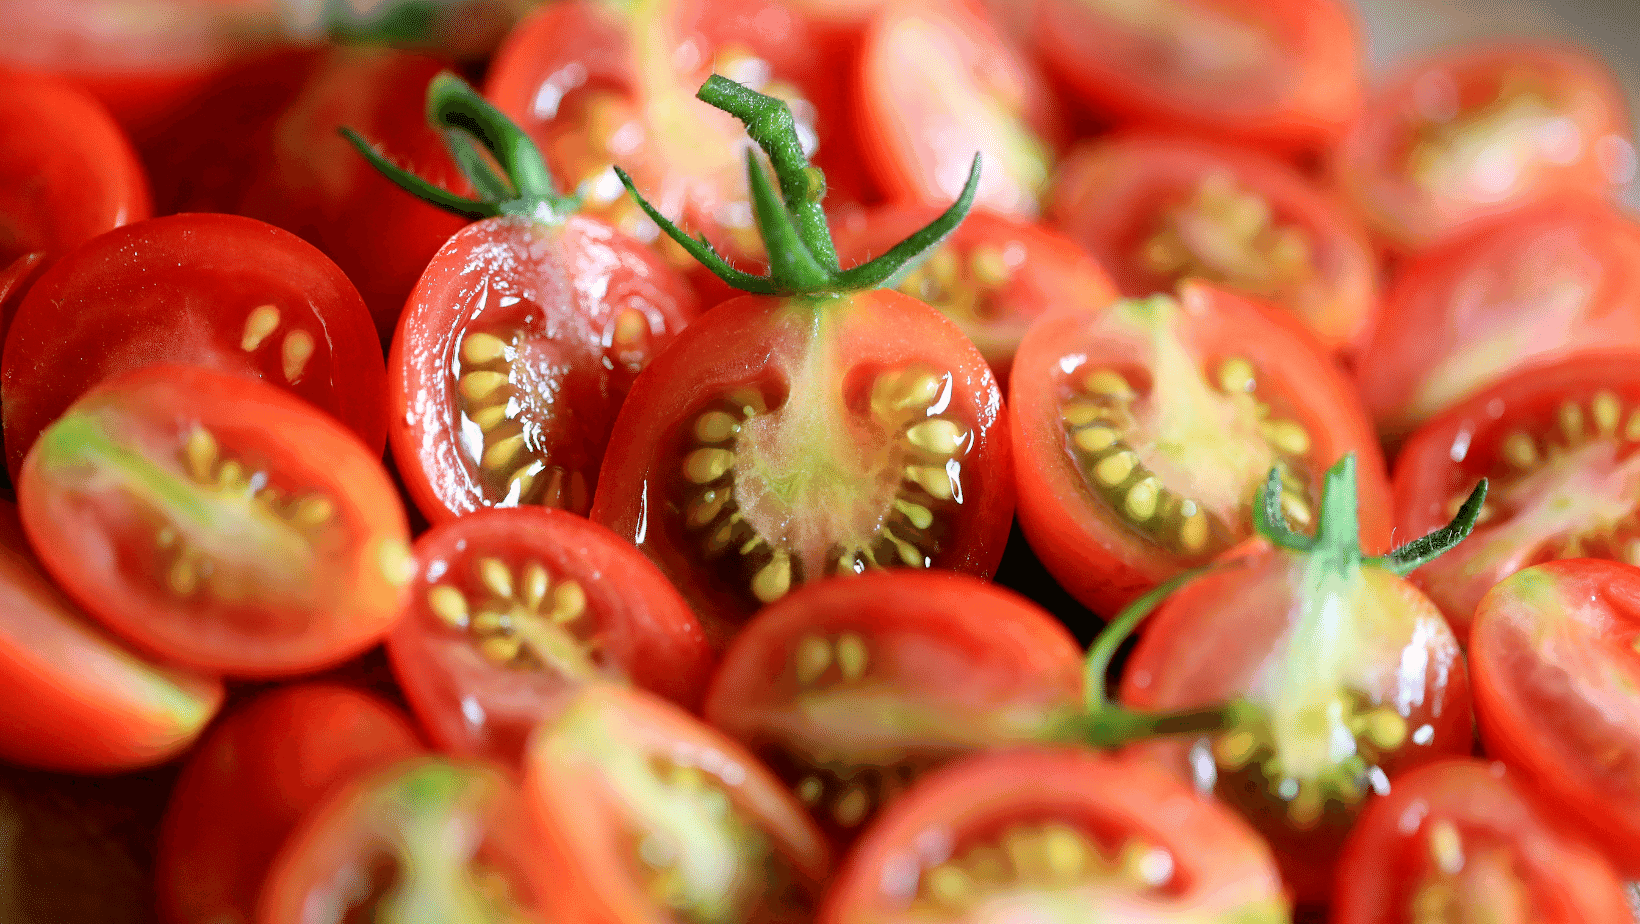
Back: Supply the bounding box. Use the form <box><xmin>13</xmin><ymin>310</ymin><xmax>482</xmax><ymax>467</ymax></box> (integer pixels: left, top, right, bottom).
<box><xmin>18</xmin><ymin>364</ymin><xmax>412</xmax><ymax>676</ymax></box>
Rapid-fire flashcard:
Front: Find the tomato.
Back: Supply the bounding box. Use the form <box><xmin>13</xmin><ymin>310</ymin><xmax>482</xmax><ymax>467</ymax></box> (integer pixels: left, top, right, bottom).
<box><xmin>388</xmin><ymin>506</ymin><xmax>712</xmax><ymax>766</ymax></box>
<box><xmin>526</xmin><ymin>683</ymin><xmax>831</xmax><ymax>924</ymax></box>
<box><xmin>0</xmin><ymin>251</ymin><xmax>45</xmax><ymax>345</ymax></box>
<box><xmin>155</xmin><ymin>684</ymin><xmax>423</xmax><ymax>924</ymax></box>
<box><xmin>18</xmin><ymin>363</ymin><xmax>411</xmax><ymax>676</ymax></box>
<box><xmin>1033</xmin><ymin>0</ymin><xmax>1362</xmax><ymax>154</ymax></box>
<box><xmin>1470</xmin><ymin>559</ymin><xmax>1640</xmax><ymax>878</ymax></box>
<box><xmin>1334</xmin><ymin>43</ymin><xmax>1634</xmax><ymax>250</ymax></box>
<box><xmin>1353</xmin><ymin>198</ymin><xmax>1640</xmax><ymax>443</ymax></box>
<box><xmin>258</xmin><ymin>756</ymin><xmax>553</xmax><ymax>924</ymax></box>
<box><xmin>704</xmin><ymin>571</ymin><xmax>1083</xmax><ymax>844</ymax></box>
<box><xmin>1</xmin><ymin>213</ymin><xmax>389</xmax><ymax>478</ymax></box>
<box><xmin>821</xmin><ymin>748</ymin><xmax>1291</xmax><ymax>924</ymax></box>
<box><xmin>0</xmin><ymin>497</ymin><xmax>222</xmax><ymax>773</ymax></box>
<box><xmin>1392</xmin><ymin>352</ymin><xmax>1640</xmax><ymax>639</ymax></box>
<box><xmin>856</xmin><ymin>0</ymin><xmax>1064</xmax><ymax>217</ymax></box>
<box><xmin>1048</xmin><ymin>133</ymin><xmax>1379</xmax><ymax>356</ymax></box>
<box><xmin>831</xmin><ymin>205</ymin><xmax>1117</xmax><ymax>385</ymax></box>
<box><xmin>0</xmin><ymin>68</ymin><xmax>150</xmax><ymax>269</ymax></box>
<box><xmin>1333</xmin><ymin>758</ymin><xmax>1631</xmax><ymax>924</ymax></box>
<box><xmin>1010</xmin><ymin>281</ymin><xmax>1390</xmax><ymax>616</ymax></box>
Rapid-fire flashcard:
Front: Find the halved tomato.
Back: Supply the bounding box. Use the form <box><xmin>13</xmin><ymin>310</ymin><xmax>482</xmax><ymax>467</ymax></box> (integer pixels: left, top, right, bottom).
<box><xmin>18</xmin><ymin>364</ymin><xmax>411</xmax><ymax>676</ymax></box>
<box><xmin>0</xmin><ymin>251</ymin><xmax>45</xmax><ymax>347</ymax></box>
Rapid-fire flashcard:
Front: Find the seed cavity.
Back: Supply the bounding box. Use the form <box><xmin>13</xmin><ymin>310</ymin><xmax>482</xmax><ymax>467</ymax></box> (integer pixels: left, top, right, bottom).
<box><xmin>241</xmin><ymin>304</ymin><xmax>281</xmax><ymax>352</ymax></box>
<box><xmin>423</xmin><ymin>555</ymin><xmax>597</xmax><ymax>676</ymax></box>
<box><xmin>1140</xmin><ymin>172</ymin><xmax>1314</xmax><ymax>300</ymax></box>
<box><xmin>896</xmin><ymin>241</ymin><xmax>1015</xmax><ymax>327</ymax></box>
<box><xmin>915</xmin><ymin>824</ymin><xmax>1175</xmax><ymax>911</ymax></box>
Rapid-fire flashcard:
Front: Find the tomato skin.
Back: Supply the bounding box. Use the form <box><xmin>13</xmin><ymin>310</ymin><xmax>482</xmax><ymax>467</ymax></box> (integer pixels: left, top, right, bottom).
<box><xmin>1333</xmin><ymin>758</ymin><xmax>1631</xmax><ymax>924</ymax></box>
<box><xmin>388</xmin><ymin>506</ymin><xmax>713</xmax><ymax>767</ymax></box>
<box><xmin>0</xmin><ymin>251</ymin><xmax>46</xmax><ymax>344</ymax></box>
<box><xmin>390</xmin><ymin>214</ymin><xmax>698</xmax><ymax>524</ymax></box>
<box><xmin>155</xmin><ymin>684</ymin><xmax>423</xmax><ymax>924</ymax></box>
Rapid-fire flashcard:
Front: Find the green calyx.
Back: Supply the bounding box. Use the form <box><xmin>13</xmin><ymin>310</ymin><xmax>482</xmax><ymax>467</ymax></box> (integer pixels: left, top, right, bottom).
<box><xmin>618</xmin><ymin>74</ymin><xmax>982</xmax><ymax>297</ymax></box>
<box><xmin>342</xmin><ymin>72</ymin><xmax>580</xmax><ymax>223</ymax></box>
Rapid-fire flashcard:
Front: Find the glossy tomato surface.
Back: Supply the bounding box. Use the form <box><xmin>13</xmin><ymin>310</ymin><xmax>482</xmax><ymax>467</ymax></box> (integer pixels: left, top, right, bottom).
<box><xmin>1011</xmin><ymin>282</ymin><xmax>1391</xmax><ymax>616</ymax></box>
<box><xmin>1333</xmin><ymin>759</ymin><xmax>1631</xmax><ymax>924</ymax></box>
<box><xmin>1470</xmin><ymin>559</ymin><xmax>1640</xmax><ymax>877</ymax></box>
<box><xmin>389</xmin><ymin>506</ymin><xmax>712</xmax><ymax>766</ymax></box>
<box><xmin>18</xmin><ymin>364</ymin><xmax>412</xmax><ymax>676</ymax></box>
<box><xmin>821</xmin><ymin>748</ymin><xmax>1291</xmax><ymax>924</ymax></box>
<box><xmin>155</xmin><ymin>684</ymin><xmax>423</xmax><ymax>924</ymax></box>
<box><xmin>391</xmin><ymin>215</ymin><xmax>698</xmax><ymax>523</ymax></box>
<box><xmin>0</xmin><ymin>251</ymin><xmax>46</xmax><ymax>344</ymax></box>
<box><xmin>591</xmin><ymin>291</ymin><xmax>1013</xmax><ymax>640</ymax></box>
<box><xmin>1</xmin><ymin>213</ymin><xmax>388</xmax><ymax>478</ymax></box>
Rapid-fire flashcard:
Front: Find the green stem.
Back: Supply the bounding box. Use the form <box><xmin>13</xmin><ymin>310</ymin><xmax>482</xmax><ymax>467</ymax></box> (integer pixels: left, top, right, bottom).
<box><xmin>1058</xmin><ymin>699</ymin><xmax>1257</xmax><ymax>750</ymax></box>
<box><xmin>1082</xmin><ymin>565</ymin><xmax>1215</xmax><ymax>714</ymax></box>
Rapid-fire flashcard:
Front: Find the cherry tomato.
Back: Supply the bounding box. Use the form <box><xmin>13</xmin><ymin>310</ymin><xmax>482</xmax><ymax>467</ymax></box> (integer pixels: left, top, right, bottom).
<box><xmin>1033</xmin><ymin>0</ymin><xmax>1362</xmax><ymax>154</ymax></box>
<box><xmin>0</xmin><ymin>251</ymin><xmax>45</xmax><ymax>343</ymax></box>
<box><xmin>1393</xmin><ymin>352</ymin><xmax>1640</xmax><ymax>639</ymax></box>
<box><xmin>1049</xmin><ymin>132</ymin><xmax>1379</xmax><ymax>355</ymax></box>
<box><xmin>259</xmin><ymin>756</ymin><xmax>554</xmax><ymax>924</ymax></box>
<box><xmin>18</xmin><ymin>364</ymin><xmax>412</xmax><ymax>677</ymax></box>
<box><xmin>704</xmin><ymin>571</ymin><xmax>1083</xmax><ymax>844</ymax></box>
<box><xmin>1333</xmin><ymin>758</ymin><xmax>1632</xmax><ymax>924</ymax></box>
<box><xmin>831</xmin><ymin>205</ymin><xmax>1116</xmax><ymax>385</ymax></box>
<box><xmin>1470</xmin><ymin>559</ymin><xmax>1640</xmax><ymax>878</ymax></box>
<box><xmin>155</xmin><ymin>684</ymin><xmax>423</xmax><ymax>924</ymax></box>
<box><xmin>1011</xmin><ymin>281</ymin><xmax>1391</xmax><ymax>616</ymax></box>
<box><xmin>1334</xmin><ymin>43</ymin><xmax>1634</xmax><ymax>250</ymax></box>
<box><xmin>856</xmin><ymin>0</ymin><xmax>1064</xmax><ymax>217</ymax></box>
<box><xmin>388</xmin><ymin>506</ymin><xmax>712</xmax><ymax>766</ymax></box>
<box><xmin>820</xmin><ymin>748</ymin><xmax>1291</xmax><ymax>924</ymax></box>
<box><xmin>526</xmin><ymin>683</ymin><xmax>831</xmax><ymax>924</ymax></box>
<box><xmin>1</xmin><ymin>214</ymin><xmax>389</xmax><ymax>479</ymax></box>
<box><xmin>0</xmin><ymin>497</ymin><xmax>222</xmax><ymax>773</ymax></box>
<box><xmin>1353</xmin><ymin>198</ymin><xmax>1640</xmax><ymax>442</ymax></box>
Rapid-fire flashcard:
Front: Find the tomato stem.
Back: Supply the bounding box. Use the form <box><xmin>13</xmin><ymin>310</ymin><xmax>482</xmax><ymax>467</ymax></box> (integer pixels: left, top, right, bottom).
<box><xmin>1062</xmin><ymin>698</ymin><xmax>1260</xmax><ymax>750</ymax></box>
<box><xmin>1081</xmin><ymin>566</ymin><xmax>1217</xmax><ymax>714</ymax></box>
<box><xmin>1370</xmin><ymin>478</ymin><xmax>1488</xmax><ymax>575</ymax></box>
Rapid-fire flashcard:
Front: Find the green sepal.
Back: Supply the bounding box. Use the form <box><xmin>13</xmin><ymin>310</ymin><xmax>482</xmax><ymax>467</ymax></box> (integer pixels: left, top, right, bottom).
<box><xmin>1370</xmin><ymin>478</ymin><xmax>1489</xmax><ymax>576</ymax></box>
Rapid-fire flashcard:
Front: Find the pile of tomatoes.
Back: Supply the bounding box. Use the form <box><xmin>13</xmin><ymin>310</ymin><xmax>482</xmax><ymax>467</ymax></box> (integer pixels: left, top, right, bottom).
<box><xmin>4</xmin><ymin>0</ymin><xmax>1640</xmax><ymax>920</ymax></box>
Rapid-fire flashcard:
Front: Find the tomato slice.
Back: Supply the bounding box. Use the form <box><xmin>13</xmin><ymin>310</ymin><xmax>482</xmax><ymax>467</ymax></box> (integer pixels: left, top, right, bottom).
<box><xmin>1470</xmin><ymin>559</ymin><xmax>1640</xmax><ymax>878</ymax></box>
<box><xmin>1353</xmin><ymin>199</ymin><xmax>1640</xmax><ymax>442</ymax></box>
<box><xmin>526</xmin><ymin>683</ymin><xmax>831</xmax><ymax>924</ymax></box>
<box><xmin>259</xmin><ymin>756</ymin><xmax>553</xmax><ymax>924</ymax></box>
<box><xmin>704</xmin><ymin>571</ymin><xmax>1083</xmax><ymax>845</ymax></box>
<box><xmin>390</xmin><ymin>214</ymin><xmax>698</xmax><ymax>523</ymax></box>
<box><xmin>1033</xmin><ymin>0</ymin><xmax>1362</xmax><ymax>154</ymax></box>
<box><xmin>1</xmin><ymin>213</ymin><xmax>388</xmax><ymax>478</ymax></box>
<box><xmin>1333</xmin><ymin>758</ymin><xmax>1632</xmax><ymax>924</ymax></box>
<box><xmin>1334</xmin><ymin>43</ymin><xmax>1634</xmax><ymax>250</ymax></box>
<box><xmin>388</xmin><ymin>506</ymin><xmax>712</xmax><ymax>766</ymax></box>
<box><xmin>856</xmin><ymin>0</ymin><xmax>1063</xmax><ymax>217</ymax></box>
<box><xmin>820</xmin><ymin>748</ymin><xmax>1290</xmax><ymax>924</ymax></box>
<box><xmin>1393</xmin><ymin>352</ymin><xmax>1640</xmax><ymax>639</ymax></box>
<box><xmin>1010</xmin><ymin>281</ymin><xmax>1390</xmax><ymax>616</ymax></box>
<box><xmin>591</xmin><ymin>291</ymin><xmax>1013</xmax><ymax>641</ymax></box>
<box><xmin>1048</xmin><ymin>132</ymin><xmax>1379</xmax><ymax>355</ymax></box>
<box><xmin>155</xmin><ymin>683</ymin><xmax>423</xmax><ymax>924</ymax></box>
<box><xmin>18</xmin><ymin>363</ymin><xmax>412</xmax><ymax>676</ymax></box>
<box><xmin>0</xmin><ymin>497</ymin><xmax>222</xmax><ymax>773</ymax></box>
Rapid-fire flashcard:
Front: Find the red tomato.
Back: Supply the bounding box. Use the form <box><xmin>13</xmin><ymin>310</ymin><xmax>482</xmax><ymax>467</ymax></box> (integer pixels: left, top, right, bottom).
<box><xmin>856</xmin><ymin>0</ymin><xmax>1064</xmax><ymax>217</ymax></box>
<box><xmin>1353</xmin><ymin>198</ymin><xmax>1640</xmax><ymax>442</ymax></box>
<box><xmin>1470</xmin><ymin>559</ymin><xmax>1640</xmax><ymax>878</ymax></box>
<box><xmin>0</xmin><ymin>251</ymin><xmax>45</xmax><ymax>343</ymax></box>
<box><xmin>831</xmin><ymin>206</ymin><xmax>1117</xmax><ymax>385</ymax></box>
<box><xmin>390</xmin><ymin>214</ymin><xmax>697</xmax><ymax>523</ymax></box>
<box><xmin>1010</xmin><ymin>281</ymin><xmax>1391</xmax><ymax>616</ymax></box>
<box><xmin>1333</xmin><ymin>758</ymin><xmax>1632</xmax><ymax>924</ymax></box>
<box><xmin>525</xmin><ymin>683</ymin><xmax>831</xmax><ymax>924</ymax></box>
<box><xmin>0</xmin><ymin>497</ymin><xmax>222</xmax><ymax>773</ymax></box>
<box><xmin>1033</xmin><ymin>0</ymin><xmax>1362</xmax><ymax>154</ymax></box>
<box><xmin>259</xmin><ymin>756</ymin><xmax>554</xmax><ymax>924</ymax></box>
<box><xmin>155</xmin><ymin>684</ymin><xmax>423</xmax><ymax>924</ymax></box>
<box><xmin>1</xmin><ymin>213</ymin><xmax>388</xmax><ymax>478</ymax></box>
<box><xmin>1335</xmin><ymin>43</ymin><xmax>1634</xmax><ymax>250</ymax></box>
<box><xmin>821</xmin><ymin>748</ymin><xmax>1291</xmax><ymax>923</ymax></box>
<box><xmin>590</xmin><ymin>290</ymin><xmax>1014</xmax><ymax>642</ymax></box>
<box><xmin>704</xmin><ymin>571</ymin><xmax>1083</xmax><ymax>844</ymax></box>
<box><xmin>1049</xmin><ymin>133</ymin><xmax>1380</xmax><ymax>356</ymax></box>
<box><xmin>1393</xmin><ymin>352</ymin><xmax>1640</xmax><ymax>639</ymax></box>
<box><xmin>18</xmin><ymin>364</ymin><xmax>412</xmax><ymax>676</ymax></box>
<box><xmin>388</xmin><ymin>506</ymin><xmax>712</xmax><ymax>766</ymax></box>
<box><xmin>0</xmin><ymin>68</ymin><xmax>150</xmax><ymax>268</ymax></box>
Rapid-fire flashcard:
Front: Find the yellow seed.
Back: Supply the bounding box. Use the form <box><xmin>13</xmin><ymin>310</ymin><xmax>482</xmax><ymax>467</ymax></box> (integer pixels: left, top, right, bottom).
<box><xmin>1179</xmin><ymin>509</ymin><xmax>1210</xmax><ymax>554</ymax></box>
<box><xmin>167</xmin><ymin>556</ymin><xmax>199</xmax><ymax>595</ymax></box>
<box><xmin>1594</xmin><ymin>391</ymin><xmax>1622</xmax><ymax>435</ymax></box>
<box><xmin>833</xmin><ymin>787</ymin><xmax>870</xmax><ymax>827</ymax></box>
<box><xmin>1501</xmin><ymin>431</ymin><xmax>1537</xmax><ymax>469</ymax></box>
<box><xmin>924</xmin><ymin>864</ymin><xmax>975</xmax><ymax>907</ymax></box>
<box><xmin>1559</xmin><ymin>401</ymin><xmax>1586</xmax><ymax>443</ymax></box>
<box><xmin>835</xmin><ymin>633</ymin><xmax>868</xmax><ymax>681</ymax></box>
<box><xmin>427</xmin><ymin>585</ymin><xmax>469</xmax><ymax>628</ymax></box>
<box><xmin>216</xmin><ymin>460</ymin><xmax>245</xmax><ymax>491</ymax></box>
<box><xmin>1217</xmin><ymin>357</ymin><xmax>1256</xmax><ymax>393</ymax></box>
<box><xmin>970</xmin><ymin>246</ymin><xmax>1011</xmax><ymax>287</ymax></box>
<box><xmin>1428</xmin><ymin>820</ymin><xmax>1464</xmax><ymax>875</ymax></box>
<box><xmin>1363</xmin><ymin>708</ymin><xmax>1408</xmax><ymax>751</ymax></box>
<box><xmin>893</xmin><ymin>498</ymin><xmax>934</xmax><ymax>531</ymax></box>
<box><xmin>1125</xmin><ymin>476</ymin><xmax>1161</xmax><ymax>521</ymax></box>
<box><xmin>478</xmin><ymin>558</ymin><xmax>513</xmax><ymax>599</ymax></box>
<box><xmin>1041</xmin><ymin>825</ymin><xmax>1089</xmax><ymax>880</ymax></box>
<box><xmin>1627</xmin><ymin>410</ymin><xmax>1640</xmax><ymax>441</ymax></box>
<box><xmin>694</xmin><ymin>410</ymin><xmax>740</xmax><ymax>443</ymax></box>
<box><xmin>282</xmin><ymin>330</ymin><xmax>315</xmax><ymax>382</ymax></box>
<box><xmin>794</xmin><ymin>635</ymin><xmax>832</xmax><ymax>685</ymax></box>
<box><xmin>1073</xmin><ymin>424</ymin><xmax>1120</xmax><ymax>454</ymax></box>
<box><xmin>461</xmin><ymin>332</ymin><xmax>508</xmax><ymax>364</ymax></box>
<box><xmin>752</xmin><ymin>552</ymin><xmax>793</xmax><ymax>604</ymax></box>
<box><xmin>290</xmin><ymin>495</ymin><xmax>335</xmax><ymax>528</ymax></box>
<box><xmin>872</xmin><ymin>371</ymin><xmax>942</xmax><ymax>417</ymax></box>
<box><xmin>376</xmin><ymin>539</ymin><xmax>414</xmax><ymax>586</ymax></box>
<box><xmin>460</xmin><ymin>370</ymin><xmax>511</xmax><ymax>402</ymax></box>
<box><xmin>521</xmin><ymin>563</ymin><xmax>550</xmax><ymax>610</ymax></box>
<box><xmin>469</xmin><ymin>404</ymin><xmax>509</xmax><ymax>431</ymax></box>
<box><xmin>795</xmin><ymin>776</ymin><xmax>824</xmax><ymax>805</ymax></box>
<box><xmin>1141</xmin><ymin>232</ymin><xmax>1188</xmax><ymax>273</ymax></box>
<box><xmin>480</xmin><ymin>633</ymin><xmax>523</xmax><ymax>664</ymax></box>
<box><xmin>883</xmin><ymin>528</ymin><xmax>926</xmax><ymax>567</ymax></box>
<box><xmin>472</xmin><ymin>609</ymin><xmax>507</xmax><ymax>634</ymax></box>
<box><xmin>1060</xmin><ymin>400</ymin><xmax>1108</xmax><ymax>427</ymax></box>
<box><xmin>906</xmin><ymin>419</ymin><xmax>967</xmax><ymax>456</ymax></box>
<box><xmin>482</xmin><ymin>434</ymin><xmax>528</xmax><ymax>473</ymax></box>
<box><xmin>1094</xmin><ymin>450</ymin><xmax>1137</xmax><ymax>486</ymax></box>
<box><xmin>1083</xmin><ymin>369</ymin><xmax>1134</xmax><ymax>400</ymax></box>
<box><xmin>241</xmin><ymin>304</ymin><xmax>281</xmax><ymax>351</ymax></box>
<box><xmin>1214</xmin><ymin>730</ymin><xmax>1258</xmax><ymax>769</ymax></box>
<box><xmin>905</xmin><ymin>464</ymin><xmax>955</xmax><ymax>501</ymax></box>
<box><xmin>1004</xmin><ymin>829</ymin><xmax>1050</xmax><ymax>881</ymax></box>
<box><xmin>550</xmin><ymin>581</ymin><xmax>587</xmax><ymax>622</ymax></box>
<box><xmin>184</xmin><ymin>427</ymin><xmax>218</xmax><ymax>482</ymax></box>
<box><xmin>1287</xmin><ymin>782</ymin><xmax>1325</xmax><ymax>828</ymax></box>
<box><xmin>1119</xmin><ymin>841</ymin><xmax>1175</xmax><ymax>887</ymax></box>
<box><xmin>1261</xmin><ymin>418</ymin><xmax>1312</xmax><ymax>456</ymax></box>
<box><xmin>965</xmin><ymin>847</ymin><xmax>1009</xmax><ymax>884</ymax></box>
<box><xmin>687</xmin><ymin>489</ymin><xmax>730</xmax><ymax>530</ymax></box>
<box><xmin>683</xmin><ymin>448</ymin><xmax>735</xmax><ymax>484</ymax></box>
<box><xmin>613</xmin><ymin>308</ymin><xmax>648</xmax><ymax>346</ymax></box>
